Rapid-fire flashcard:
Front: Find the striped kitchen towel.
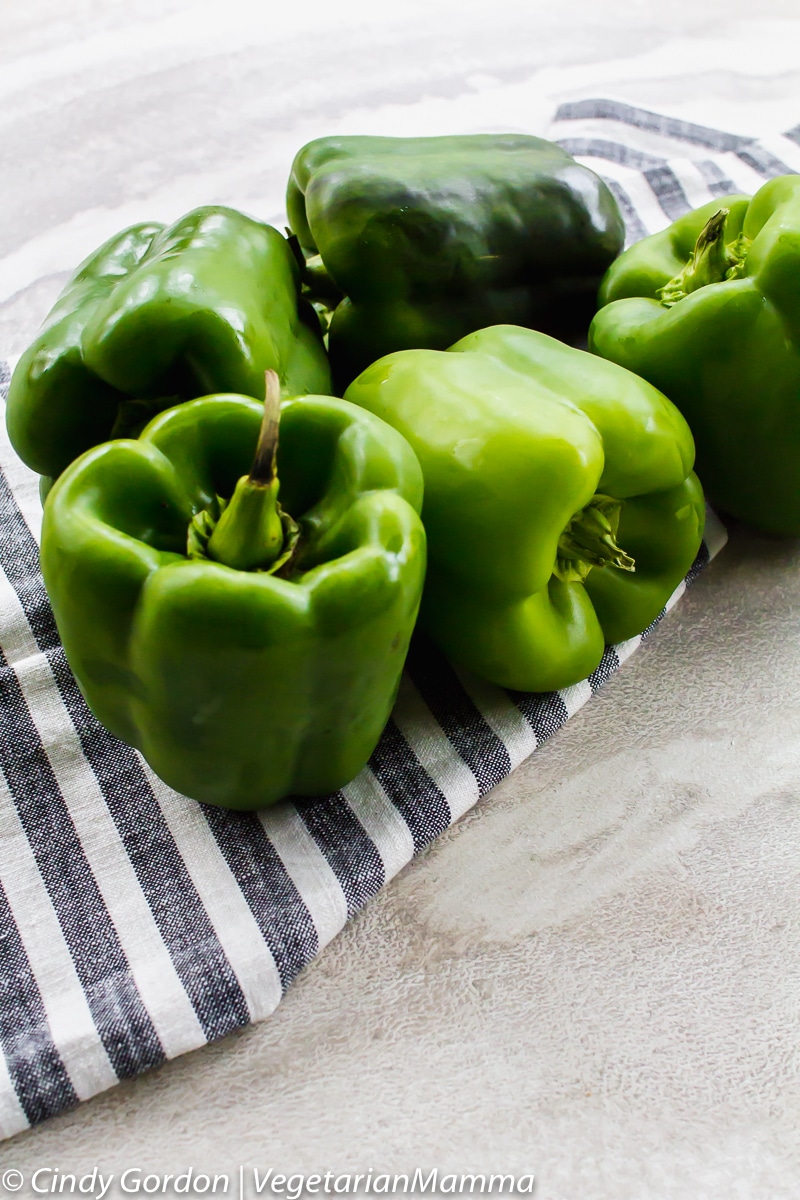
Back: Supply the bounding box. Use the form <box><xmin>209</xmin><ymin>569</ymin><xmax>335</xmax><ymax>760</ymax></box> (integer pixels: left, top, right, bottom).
<box><xmin>4</xmin><ymin>95</ymin><xmax>789</xmax><ymax>1139</ymax></box>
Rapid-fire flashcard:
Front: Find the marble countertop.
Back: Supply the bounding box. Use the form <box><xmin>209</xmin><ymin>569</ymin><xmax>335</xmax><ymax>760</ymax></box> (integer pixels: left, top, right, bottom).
<box><xmin>3</xmin><ymin>3</ymin><xmax>800</xmax><ymax>1197</ymax></box>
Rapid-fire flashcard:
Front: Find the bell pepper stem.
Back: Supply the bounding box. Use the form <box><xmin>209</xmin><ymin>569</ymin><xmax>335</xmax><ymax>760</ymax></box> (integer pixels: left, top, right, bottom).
<box><xmin>286</xmin><ymin>227</ymin><xmax>343</xmax><ymax>302</ymax></box>
<box><xmin>249</xmin><ymin>369</ymin><xmax>281</xmax><ymax>486</ymax></box>
<box><xmin>205</xmin><ymin>370</ymin><xmax>289</xmax><ymax>571</ymax></box>
<box><xmin>555</xmin><ymin>494</ymin><xmax>635</xmax><ymax>583</ymax></box>
<box><xmin>658</xmin><ymin>208</ymin><xmax>750</xmax><ymax>307</ymax></box>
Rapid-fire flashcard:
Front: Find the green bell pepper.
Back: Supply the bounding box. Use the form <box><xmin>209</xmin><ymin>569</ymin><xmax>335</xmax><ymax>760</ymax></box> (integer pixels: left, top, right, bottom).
<box><xmin>40</xmin><ymin>375</ymin><xmax>425</xmax><ymax>810</ymax></box>
<box><xmin>7</xmin><ymin>206</ymin><xmax>331</xmax><ymax>481</ymax></box>
<box><xmin>287</xmin><ymin>134</ymin><xmax>625</xmax><ymax>388</ymax></box>
<box><xmin>345</xmin><ymin>325</ymin><xmax>704</xmax><ymax>692</ymax></box>
<box><xmin>589</xmin><ymin>176</ymin><xmax>800</xmax><ymax>535</ymax></box>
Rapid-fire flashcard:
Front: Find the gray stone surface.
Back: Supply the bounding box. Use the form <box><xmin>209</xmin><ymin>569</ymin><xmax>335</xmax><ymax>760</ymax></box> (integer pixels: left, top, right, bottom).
<box><xmin>2</xmin><ymin>3</ymin><xmax>800</xmax><ymax>1196</ymax></box>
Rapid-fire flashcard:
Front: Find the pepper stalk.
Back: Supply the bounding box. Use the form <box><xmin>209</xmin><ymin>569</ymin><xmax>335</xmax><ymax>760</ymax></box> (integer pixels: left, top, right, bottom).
<box><xmin>555</xmin><ymin>494</ymin><xmax>635</xmax><ymax>583</ymax></box>
<box><xmin>204</xmin><ymin>370</ymin><xmax>298</xmax><ymax>572</ymax></box>
<box><xmin>658</xmin><ymin>208</ymin><xmax>750</xmax><ymax>307</ymax></box>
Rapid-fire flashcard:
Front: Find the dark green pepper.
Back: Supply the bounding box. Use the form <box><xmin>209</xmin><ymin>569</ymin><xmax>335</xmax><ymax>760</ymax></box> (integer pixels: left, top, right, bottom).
<box><xmin>346</xmin><ymin>325</ymin><xmax>704</xmax><ymax>692</ymax></box>
<box><xmin>40</xmin><ymin>376</ymin><xmax>425</xmax><ymax>809</ymax></box>
<box><xmin>7</xmin><ymin>206</ymin><xmax>331</xmax><ymax>480</ymax></box>
<box><xmin>287</xmin><ymin>134</ymin><xmax>625</xmax><ymax>388</ymax></box>
<box><xmin>590</xmin><ymin>177</ymin><xmax>800</xmax><ymax>536</ymax></box>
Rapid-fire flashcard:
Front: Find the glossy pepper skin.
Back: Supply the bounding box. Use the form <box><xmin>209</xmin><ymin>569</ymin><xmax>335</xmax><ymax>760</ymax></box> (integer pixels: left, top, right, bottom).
<box><xmin>287</xmin><ymin>134</ymin><xmax>625</xmax><ymax>389</ymax></box>
<box><xmin>7</xmin><ymin>206</ymin><xmax>332</xmax><ymax>481</ymax></box>
<box><xmin>40</xmin><ymin>392</ymin><xmax>425</xmax><ymax>810</ymax></box>
<box><xmin>345</xmin><ymin>325</ymin><xmax>704</xmax><ymax>692</ymax></box>
<box><xmin>589</xmin><ymin>177</ymin><xmax>800</xmax><ymax>536</ymax></box>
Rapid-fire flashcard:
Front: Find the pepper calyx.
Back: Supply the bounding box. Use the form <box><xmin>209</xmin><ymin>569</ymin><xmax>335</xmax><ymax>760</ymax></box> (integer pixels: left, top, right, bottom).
<box><xmin>555</xmin><ymin>494</ymin><xmax>635</xmax><ymax>583</ymax></box>
<box><xmin>188</xmin><ymin>370</ymin><xmax>300</xmax><ymax>574</ymax></box>
<box><xmin>187</xmin><ymin>494</ymin><xmax>300</xmax><ymax>575</ymax></box>
<box><xmin>658</xmin><ymin>208</ymin><xmax>751</xmax><ymax>307</ymax></box>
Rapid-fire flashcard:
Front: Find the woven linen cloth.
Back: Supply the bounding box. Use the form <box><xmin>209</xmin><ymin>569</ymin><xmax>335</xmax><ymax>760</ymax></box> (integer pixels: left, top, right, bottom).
<box><xmin>6</xmin><ymin>93</ymin><xmax>792</xmax><ymax>1139</ymax></box>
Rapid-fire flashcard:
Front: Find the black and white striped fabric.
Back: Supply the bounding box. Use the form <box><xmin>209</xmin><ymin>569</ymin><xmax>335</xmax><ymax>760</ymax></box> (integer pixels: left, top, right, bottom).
<box><xmin>5</xmin><ymin>95</ymin><xmax>789</xmax><ymax>1138</ymax></box>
